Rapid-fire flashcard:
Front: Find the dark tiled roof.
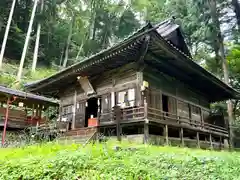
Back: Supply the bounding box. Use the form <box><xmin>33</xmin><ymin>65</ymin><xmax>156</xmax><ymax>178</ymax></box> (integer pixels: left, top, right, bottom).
<box><xmin>24</xmin><ymin>18</ymin><xmax>240</xmax><ymax>102</ymax></box>
<box><xmin>0</xmin><ymin>85</ymin><xmax>58</xmax><ymax>106</ymax></box>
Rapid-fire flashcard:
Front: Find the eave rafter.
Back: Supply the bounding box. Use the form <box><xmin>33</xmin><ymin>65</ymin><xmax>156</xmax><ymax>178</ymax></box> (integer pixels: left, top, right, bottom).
<box><xmin>136</xmin><ymin>34</ymin><xmax>151</xmax><ymax>71</ymax></box>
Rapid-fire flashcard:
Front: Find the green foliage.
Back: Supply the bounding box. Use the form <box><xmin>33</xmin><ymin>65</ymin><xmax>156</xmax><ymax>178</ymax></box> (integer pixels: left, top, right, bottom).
<box><xmin>0</xmin><ymin>63</ymin><xmax>57</xmax><ymax>89</ymax></box>
<box><xmin>0</xmin><ymin>141</ymin><xmax>240</xmax><ymax>179</ymax></box>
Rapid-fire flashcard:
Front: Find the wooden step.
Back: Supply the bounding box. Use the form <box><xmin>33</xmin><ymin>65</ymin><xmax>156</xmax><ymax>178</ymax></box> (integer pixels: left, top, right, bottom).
<box><xmin>64</xmin><ymin>127</ymin><xmax>97</xmax><ymax>137</ymax></box>
<box><xmin>58</xmin><ymin>134</ymin><xmax>94</xmax><ymax>144</ymax></box>
<box><xmin>57</xmin><ymin>138</ymin><xmax>89</xmax><ymax>145</ymax></box>
<box><xmin>58</xmin><ymin>127</ymin><xmax>97</xmax><ymax>144</ymax></box>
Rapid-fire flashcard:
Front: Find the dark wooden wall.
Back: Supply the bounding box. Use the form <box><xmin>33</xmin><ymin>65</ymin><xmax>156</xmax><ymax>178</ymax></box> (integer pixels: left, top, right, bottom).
<box><xmin>59</xmin><ymin>62</ymin><xmax>142</xmax><ymax>128</ymax></box>
<box><xmin>143</xmin><ymin>65</ymin><xmax>211</xmax><ymax>124</ymax></box>
<box><xmin>143</xmin><ymin>66</ymin><xmax>210</xmax><ymax>109</ymax></box>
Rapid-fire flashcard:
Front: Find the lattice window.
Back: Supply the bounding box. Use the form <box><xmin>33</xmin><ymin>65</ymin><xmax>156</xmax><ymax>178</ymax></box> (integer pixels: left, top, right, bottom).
<box><xmin>102</xmin><ymin>94</ymin><xmax>111</xmax><ymax>113</ymax></box>
<box><xmin>191</xmin><ymin>105</ymin><xmax>201</xmax><ymax>122</ymax></box>
<box><xmin>202</xmin><ymin>110</ymin><xmax>210</xmax><ymax>122</ymax></box>
<box><xmin>177</xmin><ymin>101</ymin><xmax>189</xmax><ymax>119</ymax></box>
<box><xmin>62</xmin><ymin>105</ymin><xmax>73</xmax><ymax>116</ymax></box>
<box><xmin>116</xmin><ymin>88</ymin><xmax>135</xmax><ymax>108</ymax></box>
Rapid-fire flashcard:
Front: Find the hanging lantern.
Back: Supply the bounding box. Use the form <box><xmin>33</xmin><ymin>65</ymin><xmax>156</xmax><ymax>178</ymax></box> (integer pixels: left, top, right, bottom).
<box><xmin>18</xmin><ymin>102</ymin><xmax>24</xmax><ymax>107</ymax></box>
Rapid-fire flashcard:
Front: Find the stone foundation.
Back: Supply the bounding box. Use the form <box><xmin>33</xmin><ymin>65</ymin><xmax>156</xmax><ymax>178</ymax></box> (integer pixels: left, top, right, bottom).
<box><xmin>111</xmin><ymin>134</ymin><xmax>228</xmax><ymax>150</ymax></box>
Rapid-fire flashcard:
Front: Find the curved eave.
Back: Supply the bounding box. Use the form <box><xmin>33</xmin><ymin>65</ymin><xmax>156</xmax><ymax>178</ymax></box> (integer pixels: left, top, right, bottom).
<box><xmin>148</xmin><ymin>30</ymin><xmax>239</xmax><ymax>102</ymax></box>
<box><xmin>25</xmin><ymin>37</ymin><xmax>146</xmax><ymax>96</ymax></box>
<box><xmin>25</xmin><ymin>19</ymin><xmax>239</xmax><ymax>102</ymax></box>
<box><xmin>24</xmin><ymin>19</ymin><xmax>173</xmax><ymax>94</ymax></box>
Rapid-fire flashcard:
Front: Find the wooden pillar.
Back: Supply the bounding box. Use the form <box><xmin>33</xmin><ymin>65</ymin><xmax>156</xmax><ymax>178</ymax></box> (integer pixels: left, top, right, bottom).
<box><xmin>176</xmin><ymin>99</ymin><xmax>179</xmax><ymax>123</ymax></box>
<box><xmin>47</xmin><ymin>106</ymin><xmax>50</xmax><ymax>120</ymax></box>
<box><xmin>39</xmin><ymin>105</ymin><xmax>43</xmax><ymax>126</ymax></box>
<box><xmin>71</xmin><ymin>90</ymin><xmax>77</xmax><ymax>130</ymax></box>
<box><xmin>136</xmin><ymin>72</ymin><xmax>143</xmax><ymax>106</ymax></box>
<box><xmin>188</xmin><ymin>104</ymin><xmax>192</xmax><ymax>125</ymax></box>
<box><xmin>196</xmin><ymin>132</ymin><xmax>200</xmax><ymax>148</ymax></box>
<box><xmin>96</xmin><ymin>98</ymin><xmax>101</xmax><ymax>140</ymax></box>
<box><xmin>220</xmin><ymin>136</ymin><xmax>222</xmax><ymax>150</ymax></box>
<box><xmin>144</xmin><ymin>123</ymin><xmax>149</xmax><ymax>144</ymax></box>
<box><xmin>2</xmin><ymin>97</ymin><xmax>10</xmax><ymax>146</ymax></box>
<box><xmin>59</xmin><ymin>102</ymin><xmax>62</xmax><ymax>122</ymax></box>
<box><xmin>143</xmin><ymin>93</ymin><xmax>149</xmax><ymax>144</ymax></box>
<box><xmin>114</xmin><ymin>106</ymin><xmax>121</xmax><ymax>141</ymax></box>
<box><xmin>209</xmin><ymin>133</ymin><xmax>213</xmax><ymax>149</ymax></box>
<box><xmin>111</xmin><ymin>91</ymin><xmax>115</xmax><ymax>108</ymax></box>
<box><xmin>35</xmin><ymin>105</ymin><xmax>39</xmax><ymax>117</ymax></box>
<box><xmin>180</xmin><ymin>128</ymin><xmax>184</xmax><ymax>146</ymax></box>
<box><xmin>97</xmin><ymin>98</ymin><xmax>101</xmax><ymax>123</ymax></box>
<box><xmin>200</xmin><ymin>108</ymin><xmax>204</xmax><ymax>127</ymax></box>
<box><xmin>36</xmin><ymin>105</ymin><xmax>40</xmax><ymax>128</ymax></box>
<box><xmin>164</xmin><ymin>124</ymin><xmax>169</xmax><ymax>145</ymax></box>
<box><xmin>31</xmin><ymin>104</ymin><xmax>35</xmax><ymax>125</ymax></box>
<box><xmin>144</xmin><ymin>96</ymin><xmax>148</xmax><ymax>117</ymax></box>
<box><xmin>39</xmin><ymin>105</ymin><xmax>42</xmax><ymax>118</ymax></box>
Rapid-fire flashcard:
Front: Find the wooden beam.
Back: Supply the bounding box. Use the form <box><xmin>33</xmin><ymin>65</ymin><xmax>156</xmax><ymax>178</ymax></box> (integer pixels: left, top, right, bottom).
<box><xmin>77</xmin><ymin>76</ymin><xmax>95</xmax><ymax>96</ymax></box>
<box><xmin>136</xmin><ymin>35</ymin><xmax>150</xmax><ymax>71</ymax></box>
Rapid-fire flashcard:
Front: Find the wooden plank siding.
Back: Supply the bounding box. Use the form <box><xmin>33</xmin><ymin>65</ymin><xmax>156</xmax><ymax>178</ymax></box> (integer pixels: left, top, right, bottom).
<box><xmin>143</xmin><ymin>66</ymin><xmax>211</xmax><ymax>110</ymax></box>
<box><xmin>142</xmin><ymin>65</ymin><xmax>224</xmax><ymax>132</ymax></box>
<box><xmin>58</xmin><ymin>63</ymin><xmax>141</xmax><ymax>128</ymax></box>
<box><xmin>57</xmin><ymin>61</ymin><xmax>228</xmax><ymax>141</ymax></box>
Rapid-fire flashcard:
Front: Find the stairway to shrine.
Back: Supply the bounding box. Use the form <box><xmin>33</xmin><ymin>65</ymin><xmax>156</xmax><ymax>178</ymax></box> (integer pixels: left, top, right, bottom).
<box><xmin>57</xmin><ymin>127</ymin><xmax>97</xmax><ymax>145</ymax></box>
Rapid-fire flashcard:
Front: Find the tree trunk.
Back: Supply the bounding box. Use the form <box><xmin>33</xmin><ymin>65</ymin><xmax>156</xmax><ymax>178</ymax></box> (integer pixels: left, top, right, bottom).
<box><xmin>0</xmin><ymin>0</ymin><xmax>17</xmax><ymax>70</ymax></box>
<box><xmin>59</xmin><ymin>46</ymin><xmax>65</xmax><ymax>66</ymax></box>
<box><xmin>233</xmin><ymin>100</ymin><xmax>239</xmax><ymax>117</ymax></box>
<box><xmin>62</xmin><ymin>15</ymin><xmax>75</xmax><ymax>68</ymax></box>
<box><xmin>208</xmin><ymin>0</ymin><xmax>234</xmax><ymax>148</ymax></box>
<box><xmin>89</xmin><ymin>0</ymin><xmax>98</xmax><ymax>40</ymax></box>
<box><xmin>17</xmin><ymin>0</ymin><xmax>39</xmax><ymax>81</ymax></box>
<box><xmin>76</xmin><ymin>41</ymin><xmax>84</xmax><ymax>59</ymax></box>
<box><xmin>232</xmin><ymin>0</ymin><xmax>240</xmax><ymax>31</ymax></box>
<box><xmin>32</xmin><ymin>0</ymin><xmax>44</xmax><ymax>73</ymax></box>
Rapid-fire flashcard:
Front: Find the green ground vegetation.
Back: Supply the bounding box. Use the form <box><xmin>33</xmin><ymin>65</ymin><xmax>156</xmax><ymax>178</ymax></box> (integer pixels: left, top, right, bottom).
<box><xmin>0</xmin><ymin>140</ymin><xmax>240</xmax><ymax>180</ymax></box>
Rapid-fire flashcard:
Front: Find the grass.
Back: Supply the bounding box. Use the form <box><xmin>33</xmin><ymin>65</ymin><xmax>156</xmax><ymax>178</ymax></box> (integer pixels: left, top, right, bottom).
<box><xmin>0</xmin><ymin>62</ymin><xmax>57</xmax><ymax>89</ymax></box>
<box><xmin>1</xmin><ymin>140</ymin><xmax>240</xmax><ymax>179</ymax></box>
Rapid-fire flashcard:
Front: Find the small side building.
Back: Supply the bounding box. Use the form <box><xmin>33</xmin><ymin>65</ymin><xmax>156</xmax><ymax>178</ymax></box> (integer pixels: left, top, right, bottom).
<box><xmin>25</xmin><ymin>19</ymin><xmax>239</xmax><ymax>149</ymax></box>
<box><xmin>0</xmin><ymin>85</ymin><xmax>58</xmax><ymax>145</ymax></box>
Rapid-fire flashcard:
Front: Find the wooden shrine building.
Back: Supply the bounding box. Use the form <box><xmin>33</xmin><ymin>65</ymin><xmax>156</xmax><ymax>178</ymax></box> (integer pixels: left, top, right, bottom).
<box><xmin>25</xmin><ymin>19</ymin><xmax>240</xmax><ymax>149</ymax></box>
<box><xmin>0</xmin><ymin>85</ymin><xmax>58</xmax><ymax>145</ymax></box>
